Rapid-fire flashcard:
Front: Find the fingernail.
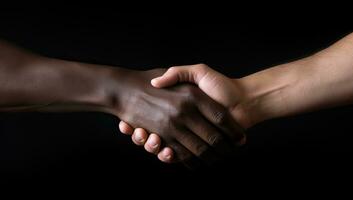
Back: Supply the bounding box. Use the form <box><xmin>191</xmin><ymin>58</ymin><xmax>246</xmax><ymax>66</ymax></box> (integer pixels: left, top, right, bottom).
<box><xmin>151</xmin><ymin>78</ymin><xmax>160</xmax><ymax>85</ymax></box>
<box><xmin>135</xmin><ymin>135</ymin><xmax>145</xmax><ymax>143</ymax></box>
<box><xmin>151</xmin><ymin>143</ymin><xmax>159</xmax><ymax>149</ymax></box>
<box><xmin>165</xmin><ymin>155</ymin><xmax>172</xmax><ymax>160</ymax></box>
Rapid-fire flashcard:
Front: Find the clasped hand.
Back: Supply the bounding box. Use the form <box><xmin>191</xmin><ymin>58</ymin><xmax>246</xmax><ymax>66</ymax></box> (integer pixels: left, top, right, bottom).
<box><xmin>117</xmin><ymin>64</ymin><xmax>247</xmax><ymax>165</ymax></box>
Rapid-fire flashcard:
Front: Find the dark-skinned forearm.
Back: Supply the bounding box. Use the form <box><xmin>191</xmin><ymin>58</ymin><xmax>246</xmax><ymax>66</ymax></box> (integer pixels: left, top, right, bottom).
<box><xmin>0</xmin><ymin>40</ymin><xmax>127</xmax><ymax>114</ymax></box>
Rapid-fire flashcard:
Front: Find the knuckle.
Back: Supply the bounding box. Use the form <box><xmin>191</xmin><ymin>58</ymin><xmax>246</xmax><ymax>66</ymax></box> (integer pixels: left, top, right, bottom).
<box><xmin>195</xmin><ymin>63</ymin><xmax>207</xmax><ymax>68</ymax></box>
<box><xmin>167</xmin><ymin>102</ymin><xmax>186</xmax><ymax>119</ymax></box>
<box><xmin>214</xmin><ymin>110</ymin><xmax>227</xmax><ymax>125</ymax></box>
<box><xmin>183</xmin><ymin>86</ymin><xmax>199</xmax><ymax>100</ymax></box>
<box><xmin>195</xmin><ymin>63</ymin><xmax>208</xmax><ymax>71</ymax></box>
<box><xmin>207</xmin><ymin>134</ymin><xmax>224</xmax><ymax>147</ymax></box>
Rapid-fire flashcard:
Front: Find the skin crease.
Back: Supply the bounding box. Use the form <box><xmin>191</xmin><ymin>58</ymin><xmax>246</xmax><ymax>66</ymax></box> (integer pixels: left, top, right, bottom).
<box><xmin>120</xmin><ymin>32</ymin><xmax>353</xmax><ymax>163</ymax></box>
<box><xmin>0</xmin><ymin>40</ymin><xmax>245</xmax><ymax>167</ymax></box>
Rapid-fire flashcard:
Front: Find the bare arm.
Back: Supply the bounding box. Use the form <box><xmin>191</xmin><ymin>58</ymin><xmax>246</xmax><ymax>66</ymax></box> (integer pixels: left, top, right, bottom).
<box><xmin>238</xmin><ymin>33</ymin><xmax>353</xmax><ymax>125</ymax></box>
<box><xmin>120</xmin><ymin>33</ymin><xmax>353</xmax><ymax>162</ymax></box>
<box><xmin>0</xmin><ymin>40</ymin><xmax>113</xmax><ymax>112</ymax></box>
<box><xmin>0</xmin><ymin>40</ymin><xmax>244</xmax><ymax>164</ymax></box>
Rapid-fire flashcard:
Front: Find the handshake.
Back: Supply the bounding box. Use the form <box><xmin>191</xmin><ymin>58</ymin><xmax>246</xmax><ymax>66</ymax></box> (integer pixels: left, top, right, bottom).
<box><xmin>1</xmin><ymin>32</ymin><xmax>353</xmax><ymax>167</ymax></box>
<box><xmin>118</xmin><ymin>64</ymin><xmax>249</xmax><ymax>165</ymax></box>
<box><xmin>116</xmin><ymin>32</ymin><xmax>353</xmax><ymax>165</ymax></box>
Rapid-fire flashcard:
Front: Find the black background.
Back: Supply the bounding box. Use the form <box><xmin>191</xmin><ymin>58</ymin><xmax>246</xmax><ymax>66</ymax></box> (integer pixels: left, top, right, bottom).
<box><xmin>0</xmin><ymin>6</ymin><xmax>352</xmax><ymax>186</ymax></box>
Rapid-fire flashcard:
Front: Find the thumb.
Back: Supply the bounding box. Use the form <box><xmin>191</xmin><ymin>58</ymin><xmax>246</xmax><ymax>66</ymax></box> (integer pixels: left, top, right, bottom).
<box><xmin>151</xmin><ymin>65</ymin><xmax>200</xmax><ymax>88</ymax></box>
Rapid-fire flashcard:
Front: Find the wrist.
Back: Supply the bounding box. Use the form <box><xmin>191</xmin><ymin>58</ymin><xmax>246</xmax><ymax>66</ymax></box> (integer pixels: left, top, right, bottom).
<box><xmin>233</xmin><ymin>60</ymin><xmax>307</xmax><ymax>128</ymax></box>
<box><xmin>96</xmin><ymin>65</ymin><xmax>137</xmax><ymax>117</ymax></box>
<box><xmin>35</xmin><ymin>58</ymin><xmax>127</xmax><ymax>114</ymax></box>
<box><xmin>101</xmin><ymin>68</ymin><xmax>167</xmax><ymax>119</ymax></box>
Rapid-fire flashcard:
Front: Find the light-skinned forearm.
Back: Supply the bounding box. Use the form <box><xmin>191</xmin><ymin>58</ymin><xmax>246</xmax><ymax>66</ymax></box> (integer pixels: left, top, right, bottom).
<box><xmin>236</xmin><ymin>33</ymin><xmax>353</xmax><ymax>127</ymax></box>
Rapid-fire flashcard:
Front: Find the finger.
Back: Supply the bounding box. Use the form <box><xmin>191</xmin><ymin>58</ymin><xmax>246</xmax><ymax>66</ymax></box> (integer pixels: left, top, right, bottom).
<box><xmin>174</xmin><ymin>129</ymin><xmax>219</xmax><ymax>165</ymax></box>
<box><xmin>151</xmin><ymin>64</ymin><xmax>207</xmax><ymax>88</ymax></box>
<box><xmin>168</xmin><ymin>142</ymin><xmax>201</xmax><ymax>169</ymax></box>
<box><xmin>131</xmin><ymin>128</ymin><xmax>148</xmax><ymax>146</ymax></box>
<box><xmin>144</xmin><ymin>133</ymin><xmax>161</xmax><ymax>154</ymax></box>
<box><xmin>186</xmin><ymin>114</ymin><xmax>233</xmax><ymax>156</ymax></box>
<box><xmin>119</xmin><ymin>121</ymin><xmax>134</xmax><ymax>135</ymax></box>
<box><xmin>196</xmin><ymin>92</ymin><xmax>246</xmax><ymax>146</ymax></box>
<box><xmin>157</xmin><ymin>147</ymin><xmax>174</xmax><ymax>163</ymax></box>
<box><xmin>152</xmin><ymin>64</ymin><xmax>235</xmax><ymax>106</ymax></box>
